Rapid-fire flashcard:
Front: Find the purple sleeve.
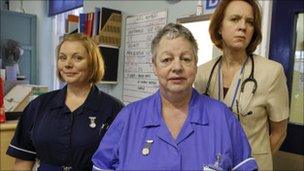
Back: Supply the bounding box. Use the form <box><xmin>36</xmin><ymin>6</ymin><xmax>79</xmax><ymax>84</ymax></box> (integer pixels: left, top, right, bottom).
<box><xmin>92</xmin><ymin>108</ymin><xmax>127</xmax><ymax>170</ymax></box>
<box><xmin>225</xmin><ymin>107</ymin><xmax>258</xmax><ymax>171</ymax></box>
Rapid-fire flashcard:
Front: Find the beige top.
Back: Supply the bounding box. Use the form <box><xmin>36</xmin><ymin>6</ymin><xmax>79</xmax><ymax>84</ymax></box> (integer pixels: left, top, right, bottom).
<box><xmin>194</xmin><ymin>55</ymin><xmax>289</xmax><ymax>170</ymax></box>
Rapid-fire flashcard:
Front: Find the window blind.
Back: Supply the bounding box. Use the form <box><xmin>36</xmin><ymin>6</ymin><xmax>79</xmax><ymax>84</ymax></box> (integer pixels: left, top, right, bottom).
<box><xmin>48</xmin><ymin>0</ymin><xmax>83</xmax><ymax>17</ymax></box>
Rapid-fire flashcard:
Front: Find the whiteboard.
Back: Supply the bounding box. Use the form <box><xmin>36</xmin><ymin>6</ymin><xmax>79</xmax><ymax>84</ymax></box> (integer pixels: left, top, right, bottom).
<box><xmin>123</xmin><ymin>10</ymin><xmax>167</xmax><ymax>104</ymax></box>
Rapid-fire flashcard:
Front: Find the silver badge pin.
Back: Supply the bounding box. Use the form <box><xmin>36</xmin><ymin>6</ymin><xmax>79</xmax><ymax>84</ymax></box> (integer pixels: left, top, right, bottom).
<box><xmin>142</xmin><ymin>139</ymin><xmax>154</xmax><ymax>156</ymax></box>
<box><xmin>203</xmin><ymin>153</ymin><xmax>223</xmax><ymax>171</ymax></box>
<box><xmin>89</xmin><ymin>116</ymin><xmax>96</xmax><ymax>128</ymax></box>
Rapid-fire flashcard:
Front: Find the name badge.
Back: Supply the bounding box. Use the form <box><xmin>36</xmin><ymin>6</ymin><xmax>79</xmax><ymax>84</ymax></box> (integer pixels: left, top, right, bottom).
<box><xmin>202</xmin><ymin>153</ymin><xmax>223</xmax><ymax>171</ymax></box>
<box><xmin>203</xmin><ymin>165</ymin><xmax>217</xmax><ymax>171</ymax></box>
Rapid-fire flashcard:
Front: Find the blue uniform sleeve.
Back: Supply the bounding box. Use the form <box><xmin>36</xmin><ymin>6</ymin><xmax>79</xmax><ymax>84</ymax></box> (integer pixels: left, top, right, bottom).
<box><xmin>225</xmin><ymin>108</ymin><xmax>258</xmax><ymax>171</ymax></box>
<box><xmin>6</xmin><ymin>100</ymin><xmax>39</xmax><ymax>161</ymax></box>
<box><xmin>92</xmin><ymin>108</ymin><xmax>127</xmax><ymax>170</ymax></box>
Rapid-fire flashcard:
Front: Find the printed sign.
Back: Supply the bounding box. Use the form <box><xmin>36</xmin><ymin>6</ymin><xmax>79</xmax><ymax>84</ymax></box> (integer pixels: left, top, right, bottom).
<box><xmin>203</xmin><ymin>0</ymin><xmax>220</xmax><ymax>14</ymax></box>
<box><xmin>123</xmin><ymin>10</ymin><xmax>167</xmax><ymax>104</ymax></box>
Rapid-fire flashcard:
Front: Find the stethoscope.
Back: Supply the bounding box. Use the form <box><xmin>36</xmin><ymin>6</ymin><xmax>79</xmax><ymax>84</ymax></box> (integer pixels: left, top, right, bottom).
<box><xmin>204</xmin><ymin>54</ymin><xmax>257</xmax><ymax>118</ymax></box>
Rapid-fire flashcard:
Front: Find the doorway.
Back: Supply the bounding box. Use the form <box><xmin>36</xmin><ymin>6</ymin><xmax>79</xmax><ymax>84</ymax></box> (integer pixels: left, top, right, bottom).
<box><xmin>269</xmin><ymin>0</ymin><xmax>304</xmax><ymax>170</ymax></box>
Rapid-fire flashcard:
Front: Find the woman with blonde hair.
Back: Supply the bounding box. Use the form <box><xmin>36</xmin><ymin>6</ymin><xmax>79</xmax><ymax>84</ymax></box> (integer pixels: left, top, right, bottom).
<box><xmin>7</xmin><ymin>33</ymin><xmax>124</xmax><ymax>170</ymax></box>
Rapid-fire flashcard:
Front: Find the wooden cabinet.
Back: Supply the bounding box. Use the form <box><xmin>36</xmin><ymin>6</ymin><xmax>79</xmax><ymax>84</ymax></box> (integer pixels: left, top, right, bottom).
<box><xmin>0</xmin><ymin>120</ymin><xmax>17</xmax><ymax>170</ymax></box>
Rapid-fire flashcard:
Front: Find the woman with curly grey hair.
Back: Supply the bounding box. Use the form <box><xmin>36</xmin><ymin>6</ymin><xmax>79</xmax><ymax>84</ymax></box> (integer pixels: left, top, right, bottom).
<box><xmin>92</xmin><ymin>23</ymin><xmax>257</xmax><ymax>170</ymax></box>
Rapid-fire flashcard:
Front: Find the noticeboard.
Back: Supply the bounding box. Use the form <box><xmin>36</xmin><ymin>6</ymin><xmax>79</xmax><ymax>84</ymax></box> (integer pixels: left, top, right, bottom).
<box><xmin>123</xmin><ymin>10</ymin><xmax>167</xmax><ymax>104</ymax></box>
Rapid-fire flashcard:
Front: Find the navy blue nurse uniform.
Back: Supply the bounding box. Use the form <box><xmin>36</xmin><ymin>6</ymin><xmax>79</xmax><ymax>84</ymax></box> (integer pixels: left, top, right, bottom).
<box><xmin>6</xmin><ymin>85</ymin><xmax>124</xmax><ymax>171</ymax></box>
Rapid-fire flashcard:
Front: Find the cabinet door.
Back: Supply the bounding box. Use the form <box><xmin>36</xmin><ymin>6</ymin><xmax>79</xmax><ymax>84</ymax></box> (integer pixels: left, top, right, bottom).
<box><xmin>269</xmin><ymin>0</ymin><xmax>304</xmax><ymax>170</ymax></box>
<box><xmin>0</xmin><ymin>9</ymin><xmax>37</xmax><ymax>84</ymax></box>
<box><xmin>0</xmin><ymin>122</ymin><xmax>18</xmax><ymax>170</ymax></box>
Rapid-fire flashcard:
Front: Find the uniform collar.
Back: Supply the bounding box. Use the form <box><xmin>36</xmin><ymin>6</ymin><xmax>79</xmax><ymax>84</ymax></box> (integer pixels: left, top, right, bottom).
<box><xmin>142</xmin><ymin>89</ymin><xmax>209</xmax><ymax>127</ymax></box>
<box><xmin>84</xmin><ymin>85</ymin><xmax>103</xmax><ymax>112</ymax></box>
<box><xmin>142</xmin><ymin>90</ymin><xmax>162</xmax><ymax>127</ymax></box>
<box><xmin>49</xmin><ymin>85</ymin><xmax>67</xmax><ymax>109</ymax></box>
<box><xmin>49</xmin><ymin>85</ymin><xmax>101</xmax><ymax>112</ymax></box>
<box><xmin>188</xmin><ymin>89</ymin><xmax>209</xmax><ymax>126</ymax></box>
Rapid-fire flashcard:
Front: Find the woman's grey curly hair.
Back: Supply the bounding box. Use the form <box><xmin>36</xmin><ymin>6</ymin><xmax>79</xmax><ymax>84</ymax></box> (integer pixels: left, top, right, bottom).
<box><xmin>151</xmin><ymin>23</ymin><xmax>198</xmax><ymax>63</ymax></box>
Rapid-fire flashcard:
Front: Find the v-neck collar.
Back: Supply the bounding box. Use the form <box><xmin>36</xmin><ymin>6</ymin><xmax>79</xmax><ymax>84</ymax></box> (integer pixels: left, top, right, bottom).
<box><xmin>218</xmin><ymin>57</ymin><xmax>250</xmax><ymax>110</ymax></box>
<box><xmin>49</xmin><ymin>85</ymin><xmax>102</xmax><ymax>115</ymax></box>
<box><xmin>143</xmin><ymin>89</ymin><xmax>209</xmax><ymax>149</ymax></box>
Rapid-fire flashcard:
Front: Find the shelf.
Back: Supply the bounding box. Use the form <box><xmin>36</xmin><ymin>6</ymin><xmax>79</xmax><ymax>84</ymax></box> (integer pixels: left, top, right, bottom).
<box><xmin>99</xmin><ymin>81</ymin><xmax>118</xmax><ymax>84</ymax></box>
<box><xmin>177</xmin><ymin>14</ymin><xmax>212</xmax><ymax>23</ymax></box>
<box><xmin>98</xmin><ymin>44</ymin><xmax>119</xmax><ymax>49</ymax></box>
